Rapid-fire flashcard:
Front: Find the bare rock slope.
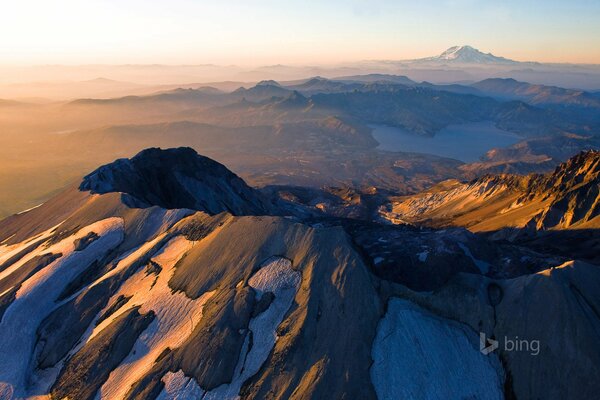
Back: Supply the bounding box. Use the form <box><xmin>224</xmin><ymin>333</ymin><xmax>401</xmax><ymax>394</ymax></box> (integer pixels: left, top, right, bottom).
<box><xmin>381</xmin><ymin>150</ymin><xmax>600</xmax><ymax>231</ymax></box>
<box><xmin>0</xmin><ymin>147</ymin><xmax>598</xmax><ymax>400</ymax></box>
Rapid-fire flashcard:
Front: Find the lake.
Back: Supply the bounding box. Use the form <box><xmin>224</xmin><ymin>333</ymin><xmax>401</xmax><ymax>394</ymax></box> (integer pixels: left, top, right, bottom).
<box><xmin>371</xmin><ymin>121</ymin><xmax>521</xmax><ymax>162</ymax></box>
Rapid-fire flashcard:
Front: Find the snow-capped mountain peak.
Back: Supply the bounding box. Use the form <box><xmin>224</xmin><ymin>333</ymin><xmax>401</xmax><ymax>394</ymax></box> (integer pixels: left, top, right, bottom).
<box><xmin>421</xmin><ymin>45</ymin><xmax>516</xmax><ymax>64</ymax></box>
<box><xmin>438</xmin><ymin>45</ymin><xmax>477</xmax><ymax>60</ymax></box>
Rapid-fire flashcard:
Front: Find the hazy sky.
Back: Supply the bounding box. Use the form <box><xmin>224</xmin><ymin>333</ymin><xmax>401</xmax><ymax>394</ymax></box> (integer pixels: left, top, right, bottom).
<box><xmin>2</xmin><ymin>0</ymin><xmax>599</xmax><ymax>65</ymax></box>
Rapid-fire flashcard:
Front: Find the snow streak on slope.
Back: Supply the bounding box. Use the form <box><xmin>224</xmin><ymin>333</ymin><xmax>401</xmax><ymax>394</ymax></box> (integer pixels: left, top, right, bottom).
<box><xmin>20</xmin><ymin>209</ymin><xmax>190</xmax><ymax>397</ymax></box>
<box><xmin>158</xmin><ymin>370</ymin><xmax>205</xmax><ymax>400</ymax></box>
<box><xmin>0</xmin><ymin>218</ymin><xmax>124</xmax><ymax>398</ymax></box>
<box><xmin>371</xmin><ymin>298</ymin><xmax>504</xmax><ymax>400</ymax></box>
<box><xmin>379</xmin><ymin>178</ymin><xmax>516</xmax><ymax>224</ymax></box>
<box><xmin>158</xmin><ymin>256</ymin><xmax>301</xmax><ymax>400</ymax></box>
<box><xmin>98</xmin><ymin>236</ymin><xmax>215</xmax><ymax>400</ymax></box>
<box><xmin>0</xmin><ymin>223</ymin><xmax>62</xmax><ymax>271</ymax></box>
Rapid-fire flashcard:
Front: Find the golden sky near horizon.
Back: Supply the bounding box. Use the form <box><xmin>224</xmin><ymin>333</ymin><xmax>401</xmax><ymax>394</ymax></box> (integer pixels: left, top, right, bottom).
<box><xmin>1</xmin><ymin>0</ymin><xmax>599</xmax><ymax>66</ymax></box>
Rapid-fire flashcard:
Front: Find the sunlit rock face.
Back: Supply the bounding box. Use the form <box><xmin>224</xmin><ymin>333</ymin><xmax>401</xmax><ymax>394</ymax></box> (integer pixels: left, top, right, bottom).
<box><xmin>381</xmin><ymin>150</ymin><xmax>600</xmax><ymax>232</ymax></box>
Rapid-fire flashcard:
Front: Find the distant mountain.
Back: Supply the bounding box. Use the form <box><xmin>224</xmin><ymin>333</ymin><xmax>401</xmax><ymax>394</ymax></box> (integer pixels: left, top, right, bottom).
<box><xmin>0</xmin><ymin>77</ymin><xmax>147</xmax><ymax>100</ymax></box>
<box><xmin>196</xmin><ymin>79</ymin><xmax>592</xmax><ymax>137</ymax></box>
<box><xmin>473</xmin><ymin>78</ymin><xmax>600</xmax><ymax>109</ymax></box>
<box><xmin>231</xmin><ymin>83</ymin><xmax>291</xmax><ymax>101</ymax></box>
<box><xmin>82</xmin><ymin>77</ymin><xmax>138</xmax><ymax>85</ymax></box>
<box><xmin>418</xmin><ymin>45</ymin><xmax>519</xmax><ymax>65</ymax></box>
<box><xmin>309</xmin><ymin>84</ymin><xmax>570</xmax><ymax>137</ymax></box>
<box><xmin>69</xmin><ymin>87</ymin><xmax>227</xmax><ymax>107</ymax></box>
<box><xmin>285</xmin><ymin>77</ymin><xmax>362</xmax><ymax>94</ymax></box>
<box><xmin>333</xmin><ymin>74</ymin><xmax>417</xmax><ymax>85</ymax></box>
<box><xmin>460</xmin><ymin>133</ymin><xmax>600</xmax><ymax>176</ymax></box>
<box><xmin>270</xmin><ymin>90</ymin><xmax>311</xmax><ymax>109</ymax></box>
<box><xmin>255</xmin><ymin>79</ymin><xmax>283</xmax><ymax>87</ymax></box>
<box><xmin>417</xmin><ymin>81</ymin><xmax>483</xmax><ymax>96</ymax></box>
<box><xmin>0</xmin><ymin>99</ymin><xmax>28</xmax><ymax>107</ymax></box>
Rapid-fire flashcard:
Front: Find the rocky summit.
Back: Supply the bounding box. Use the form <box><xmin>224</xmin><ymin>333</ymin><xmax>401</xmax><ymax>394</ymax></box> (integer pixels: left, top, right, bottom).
<box><xmin>0</xmin><ymin>147</ymin><xmax>598</xmax><ymax>400</ymax></box>
<box><xmin>79</xmin><ymin>147</ymin><xmax>273</xmax><ymax>215</ymax></box>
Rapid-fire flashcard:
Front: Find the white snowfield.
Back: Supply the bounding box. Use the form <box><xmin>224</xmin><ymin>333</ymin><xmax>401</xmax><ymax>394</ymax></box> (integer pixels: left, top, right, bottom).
<box><xmin>0</xmin><ymin>218</ymin><xmax>125</xmax><ymax>399</ymax></box>
<box><xmin>97</xmin><ymin>236</ymin><xmax>215</xmax><ymax>400</ymax></box>
<box><xmin>0</xmin><ymin>207</ymin><xmax>191</xmax><ymax>399</ymax></box>
<box><xmin>158</xmin><ymin>370</ymin><xmax>206</xmax><ymax>400</ymax></box>
<box><xmin>0</xmin><ymin>210</ymin><xmax>303</xmax><ymax>400</ymax></box>
<box><xmin>371</xmin><ymin>298</ymin><xmax>504</xmax><ymax>400</ymax></box>
<box><xmin>158</xmin><ymin>256</ymin><xmax>301</xmax><ymax>400</ymax></box>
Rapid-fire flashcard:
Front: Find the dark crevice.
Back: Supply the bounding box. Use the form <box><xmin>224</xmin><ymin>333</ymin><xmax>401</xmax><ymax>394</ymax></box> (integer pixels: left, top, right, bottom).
<box><xmin>500</xmin><ymin>355</ymin><xmax>518</xmax><ymax>400</ymax></box>
<box><xmin>50</xmin><ymin>307</ymin><xmax>155</xmax><ymax>400</ymax></box>
<box><xmin>487</xmin><ymin>282</ymin><xmax>503</xmax><ymax>328</ymax></box>
<box><xmin>95</xmin><ymin>294</ymin><xmax>133</xmax><ymax>327</ymax></box>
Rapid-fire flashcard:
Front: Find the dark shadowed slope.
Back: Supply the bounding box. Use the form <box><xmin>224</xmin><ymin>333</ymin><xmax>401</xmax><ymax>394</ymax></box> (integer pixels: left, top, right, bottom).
<box><xmin>79</xmin><ymin>147</ymin><xmax>273</xmax><ymax>215</ymax></box>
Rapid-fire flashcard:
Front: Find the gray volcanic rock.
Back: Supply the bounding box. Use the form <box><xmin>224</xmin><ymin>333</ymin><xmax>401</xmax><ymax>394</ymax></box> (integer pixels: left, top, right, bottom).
<box><xmin>73</xmin><ymin>231</ymin><xmax>100</xmax><ymax>251</ymax></box>
<box><xmin>80</xmin><ymin>147</ymin><xmax>273</xmax><ymax>215</ymax></box>
<box><xmin>1</xmin><ymin>148</ymin><xmax>598</xmax><ymax>400</ymax></box>
<box><xmin>389</xmin><ymin>260</ymin><xmax>600</xmax><ymax>400</ymax></box>
<box><xmin>50</xmin><ymin>306</ymin><xmax>155</xmax><ymax>400</ymax></box>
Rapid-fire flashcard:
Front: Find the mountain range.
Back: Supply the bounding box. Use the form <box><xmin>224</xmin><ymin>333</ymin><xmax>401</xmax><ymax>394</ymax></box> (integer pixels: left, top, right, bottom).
<box><xmin>0</xmin><ymin>147</ymin><xmax>599</xmax><ymax>399</ymax></box>
<box><xmin>3</xmin><ymin>45</ymin><xmax>600</xmax><ymax>102</ymax></box>
<box><xmin>2</xmin><ymin>71</ymin><xmax>600</xmax><ymax>222</ymax></box>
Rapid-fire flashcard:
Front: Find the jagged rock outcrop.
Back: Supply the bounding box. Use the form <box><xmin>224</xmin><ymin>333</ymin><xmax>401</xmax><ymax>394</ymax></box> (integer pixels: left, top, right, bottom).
<box><xmin>381</xmin><ymin>150</ymin><xmax>600</xmax><ymax>231</ymax></box>
<box><xmin>80</xmin><ymin>147</ymin><xmax>273</xmax><ymax>215</ymax></box>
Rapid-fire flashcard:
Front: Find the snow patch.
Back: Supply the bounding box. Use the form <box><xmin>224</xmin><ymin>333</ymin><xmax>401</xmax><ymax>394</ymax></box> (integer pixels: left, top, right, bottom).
<box><xmin>201</xmin><ymin>256</ymin><xmax>301</xmax><ymax>400</ymax></box>
<box><xmin>16</xmin><ymin>203</ymin><xmax>43</xmax><ymax>215</ymax></box>
<box><xmin>157</xmin><ymin>370</ymin><xmax>205</xmax><ymax>400</ymax></box>
<box><xmin>0</xmin><ymin>223</ymin><xmax>61</xmax><ymax>270</ymax></box>
<box><xmin>371</xmin><ymin>298</ymin><xmax>504</xmax><ymax>400</ymax></box>
<box><xmin>0</xmin><ymin>218</ymin><xmax>124</xmax><ymax>398</ymax></box>
<box><xmin>96</xmin><ymin>236</ymin><xmax>215</xmax><ymax>400</ymax></box>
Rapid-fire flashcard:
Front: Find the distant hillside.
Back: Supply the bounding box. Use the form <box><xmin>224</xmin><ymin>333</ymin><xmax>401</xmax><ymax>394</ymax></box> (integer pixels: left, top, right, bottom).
<box><xmin>381</xmin><ymin>150</ymin><xmax>600</xmax><ymax>232</ymax></box>
<box><xmin>473</xmin><ymin>78</ymin><xmax>600</xmax><ymax>109</ymax></box>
